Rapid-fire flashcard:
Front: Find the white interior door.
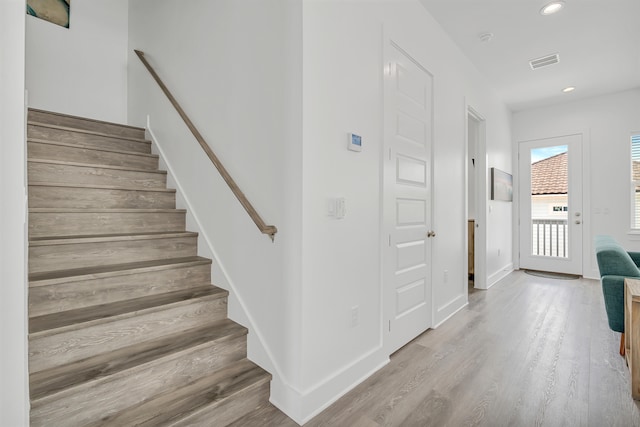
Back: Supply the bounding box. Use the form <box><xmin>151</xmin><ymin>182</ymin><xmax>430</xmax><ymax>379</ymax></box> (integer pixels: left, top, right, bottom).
<box><xmin>518</xmin><ymin>135</ymin><xmax>583</xmax><ymax>275</ymax></box>
<box><xmin>383</xmin><ymin>40</ymin><xmax>433</xmax><ymax>354</ymax></box>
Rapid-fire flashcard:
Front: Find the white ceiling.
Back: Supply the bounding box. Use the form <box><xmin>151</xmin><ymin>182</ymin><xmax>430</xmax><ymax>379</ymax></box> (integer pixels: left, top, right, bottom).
<box><xmin>419</xmin><ymin>0</ymin><xmax>640</xmax><ymax>111</ymax></box>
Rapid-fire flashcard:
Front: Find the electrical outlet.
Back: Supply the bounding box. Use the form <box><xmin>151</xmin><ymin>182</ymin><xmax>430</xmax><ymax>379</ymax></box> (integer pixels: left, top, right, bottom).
<box><xmin>351</xmin><ymin>305</ymin><xmax>359</xmax><ymax>327</ymax></box>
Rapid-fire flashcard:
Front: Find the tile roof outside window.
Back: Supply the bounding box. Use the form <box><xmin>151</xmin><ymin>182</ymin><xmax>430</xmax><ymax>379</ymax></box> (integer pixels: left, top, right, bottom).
<box><xmin>531</xmin><ymin>152</ymin><xmax>567</xmax><ymax>195</ymax></box>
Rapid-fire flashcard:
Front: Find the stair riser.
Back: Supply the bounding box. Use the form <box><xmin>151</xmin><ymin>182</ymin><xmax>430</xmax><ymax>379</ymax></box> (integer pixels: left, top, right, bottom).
<box><xmin>30</xmin><ymin>336</ymin><xmax>247</xmax><ymax>427</ymax></box>
<box><xmin>28</xmin><ymin>125</ymin><xmax>151</xmax><ymax>154</ymax></box>
<box><xmin>28</xmin><ymin>110</ymin><xmax>146</xmax><ymax>140</ymax></box>
<box><xmin>29</xmin><ymin>141</ymin><xmax>159</xmax><ymax>170</ymax></box>
<box><xmin>168</xmin><ymin>380</ymin><xmax>270</xmax><ymax>427</ymax></box>
<box><xmin>28</xmin><ymin>185</ymin><xmax>175</xmax><ymax>209</ymax></box>
<box><xmin>29</xmin><ymin>295</ymin><xmax>229</xmax><ymax>373</ymax></box>
<box><xmin>29</xmin><ymin>235</ymin><xmax>197</xmax><ymax>274</ymax></box>
<box><xmin>28</xmin><ymin>162</ymin><xmax>166</xmax><ymax>189</ymax></box>
<box><xmin>29</xmin><ymin>262</ymin><xmax>211</xmax><ymax>317</ymax></box>
<box><xmin>29</xmin><ymin>211</ymin><xmax>186</xmax><ymax>238</ymax></box>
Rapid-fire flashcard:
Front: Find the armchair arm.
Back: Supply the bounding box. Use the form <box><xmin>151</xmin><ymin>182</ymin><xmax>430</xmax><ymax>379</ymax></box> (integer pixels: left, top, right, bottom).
<box><xmin>628</xmin><ymin>251</ymin><xmax>640</xmax><ymax>268</ymax></box>
<box><xmin>601</xmin><ymin>275</ymin><xmax>626</xmax><ymax>332</ymax></box>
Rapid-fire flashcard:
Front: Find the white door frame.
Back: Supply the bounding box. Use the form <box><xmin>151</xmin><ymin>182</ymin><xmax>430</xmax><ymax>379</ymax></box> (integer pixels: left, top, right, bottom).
<box><xmin>465</xmin><ymin>105</ymin><xmax>487</xmax><ymax>290</ymax></box>
<box><xmin>513</xmin><ymin>132</ymin><xmax>599</xmax><ymax>279</ymax></box>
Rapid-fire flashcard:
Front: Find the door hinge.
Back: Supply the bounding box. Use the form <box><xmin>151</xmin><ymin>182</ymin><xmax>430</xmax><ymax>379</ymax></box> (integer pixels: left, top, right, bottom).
<box><xmin>388</xmin><ymin>320</ymin><xmax>391</xmax><ymax>332</ymax></box>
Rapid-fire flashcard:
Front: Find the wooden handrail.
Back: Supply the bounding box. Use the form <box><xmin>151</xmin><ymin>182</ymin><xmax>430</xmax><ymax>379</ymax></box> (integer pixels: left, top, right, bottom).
<box><xmin>134</xmin><ymin>50</ymin><xmax>277</xmax><ymax>241</ymax></box>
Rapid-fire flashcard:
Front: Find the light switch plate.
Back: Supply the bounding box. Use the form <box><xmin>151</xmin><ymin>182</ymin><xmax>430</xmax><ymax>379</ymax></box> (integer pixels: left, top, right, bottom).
<box><xmin>336</xmin><ymin>198</ymin><xmax>346</xmax><ymax>219</ymax></box>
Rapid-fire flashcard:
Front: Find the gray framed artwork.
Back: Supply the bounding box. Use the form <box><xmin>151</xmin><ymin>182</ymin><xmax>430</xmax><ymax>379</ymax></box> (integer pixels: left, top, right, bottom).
<box><xmin>490</xmin><ymin>167</ymin><xmax>513</xmax><ymax>201</ymax></box>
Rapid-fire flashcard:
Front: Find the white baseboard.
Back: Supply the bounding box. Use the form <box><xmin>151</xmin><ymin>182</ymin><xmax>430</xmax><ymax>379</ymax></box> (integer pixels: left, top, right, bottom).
<box><xmin>434</xmin><ymin>297</ymin><xmax>468</xmax><ymax>329</ymax></box>
<box><xmin>434</xmin><ymin>294</ymin><xmax>468</xmax><ymax>328</ymax></box>
<box><xmin>487</xmin><ymin>263</ymin><xmax>514</xmax><ymax>288</ymax></box>
<box><xmin>270</xmin><ymin>346</ymin><xmax>388</xmax><ymax>425</ymax></box>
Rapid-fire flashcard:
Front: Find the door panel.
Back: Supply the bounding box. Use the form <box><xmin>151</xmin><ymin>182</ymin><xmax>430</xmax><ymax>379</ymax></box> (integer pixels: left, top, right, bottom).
<box><xmin>518</xmin><ymin>135</ymin><xmax>583</xmax><ymax>275</ymax></box>
<box><xmin>384</xmin><ymin>40</ymin><xmax>433</xmax><ymax>354</ymax></box>
<box><xmin>397</xmin><ymin>198</ymin><xmax>426</xmax><ymax>226</ymax></box>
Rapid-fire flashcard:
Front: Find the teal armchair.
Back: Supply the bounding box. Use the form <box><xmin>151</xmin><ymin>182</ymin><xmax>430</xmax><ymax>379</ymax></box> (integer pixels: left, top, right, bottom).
<box><xmin>594</xmin><ymin>235</ymin><xmax>640</xmax><ymax>355</ymax></box>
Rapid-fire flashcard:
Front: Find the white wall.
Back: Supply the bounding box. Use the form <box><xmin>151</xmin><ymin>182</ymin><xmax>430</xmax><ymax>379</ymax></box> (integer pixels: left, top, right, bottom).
<box><xmin>26</xmin><ymin>0</ymin><xmax>128</xmax><ymax>123</ymax></box>
<box><xmin>485</xmin><ymin>105</ymin><xmax>514</xmax><ymax>286</ymax></box>
<box><xmin>129</xmin><ymin>0</ymin><xmax>513</xmax><ymax>424</ymax></box>
<box><xmin>513</xmin><ymin>89</ymin><xmax>640</xmax><ymax>278</ymax></box>
<box><xmin>300</xmin><ymin>0</ymin><xmax>512</xmax><ymax>421</ymax></box>
<box><xmin>0</xmin><ymin>0</ymin><xmax>29</xmax><ymax>425</ymax></box>
<box><xmin>532</xmin><ymin>194</ymin><xmax>568</xmax><ymax>219</ymax></box>
<box><xmin>127</xmin><ymin>0</ymin><xmax>303</xmax><ymax>419</ymax></box>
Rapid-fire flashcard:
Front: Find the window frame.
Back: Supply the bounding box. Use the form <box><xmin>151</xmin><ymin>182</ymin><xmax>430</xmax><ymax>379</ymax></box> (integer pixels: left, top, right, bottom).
<box><xmin>630</xmin><ymin>133</ymin><xmax>640</xmax><ymax>231</ymax></box>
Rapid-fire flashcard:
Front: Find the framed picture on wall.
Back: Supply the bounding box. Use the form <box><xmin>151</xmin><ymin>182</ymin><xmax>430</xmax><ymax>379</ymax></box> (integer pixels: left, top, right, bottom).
<box><xmin>27</xmin><ymin>0</ymin><xmax>70</xmax><ymax>28</ymax></box>
<box><xmin>491</xmin><ymin>167</ymin><xmax>513</xmax><ymax>201</ymax></box>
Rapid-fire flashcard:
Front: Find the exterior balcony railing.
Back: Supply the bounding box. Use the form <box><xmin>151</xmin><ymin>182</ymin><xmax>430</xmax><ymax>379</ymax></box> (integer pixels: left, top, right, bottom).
<box><xmin>531</xmin><ymin>218</ymin><xmax>568</xmax><ymax>258</ymax></box>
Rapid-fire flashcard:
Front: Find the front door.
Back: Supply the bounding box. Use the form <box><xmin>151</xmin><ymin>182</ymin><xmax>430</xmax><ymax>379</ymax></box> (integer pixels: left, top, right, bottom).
<box><xmin>518</xmin><ymin>134</ymin><xmax>583</xmax><ymax>275</ymax></box>
<box><xmin>383</xmin><ymin>39</ymin><xmax>433</xmax><ymax>354</ymax></box>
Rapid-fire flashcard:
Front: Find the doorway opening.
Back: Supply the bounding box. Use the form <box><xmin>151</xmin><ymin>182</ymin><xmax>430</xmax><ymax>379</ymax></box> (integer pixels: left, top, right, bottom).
<box><xmin>467</xmin><ymin>108</ymin><xmax>486</xmax><ymax>291</ymax></box>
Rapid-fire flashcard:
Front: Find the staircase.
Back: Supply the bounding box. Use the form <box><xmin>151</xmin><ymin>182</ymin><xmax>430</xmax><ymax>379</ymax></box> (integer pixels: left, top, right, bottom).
<box><xmin>27</xmin><ymin>109</ymin><xmax>272</xmax><ymax>426</ymax></box>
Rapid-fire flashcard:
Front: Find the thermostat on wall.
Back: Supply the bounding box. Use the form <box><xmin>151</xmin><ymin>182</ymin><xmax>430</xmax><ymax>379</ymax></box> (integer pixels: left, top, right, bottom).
<box><xmin>348</xmin><ymin>133</ymin><xmax>362</xmax><ymax>152</ymax></box>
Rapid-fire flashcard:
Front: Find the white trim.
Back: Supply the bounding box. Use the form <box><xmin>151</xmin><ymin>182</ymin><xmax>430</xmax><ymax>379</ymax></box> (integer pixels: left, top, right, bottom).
<box><xmin>269</xmin><ymin>346</ymin><xmax>388</xmax><ymax>425</ymax></box>
<box><xmin>296</xmin><ymin>348</ymin><xmax>388</xmax><ymax>425</ymax></box>
<box><xmin>488</xmin><ymin>263</ymin><xmax>514</xmax><ymax>288</ymax></box>
<box><xmin>584</xmin><ymin>271</ymin><xmax>600</xmax><ymax>281</ymax></box>
<box><xmin>629</xmin><ymin>132</ymin><xmax>640</xmax><ymax>230</ymax></box>
<box><xmin>466</xmin><ymin>104</ymin><xmax>488</xmax><ymax>290</ymax></box>
<box><xmin>434</xmin><ymin>298</ymin><xmax>468</xmax><ymax>328</ymax></box>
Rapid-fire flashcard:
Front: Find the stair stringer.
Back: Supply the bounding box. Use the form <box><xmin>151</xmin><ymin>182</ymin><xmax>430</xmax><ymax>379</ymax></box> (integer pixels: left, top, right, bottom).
<box><xmin>145</xmin><ymin>123</ymin><xmax>296</xmax><ymax>408</ymax></box>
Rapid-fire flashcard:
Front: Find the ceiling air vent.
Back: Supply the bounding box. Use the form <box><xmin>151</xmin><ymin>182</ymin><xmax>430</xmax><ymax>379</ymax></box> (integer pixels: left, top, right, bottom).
<box><xmin>529</xmin><ymin>53</ymin><xmax>560</xmax><ymax>70</ymax></box>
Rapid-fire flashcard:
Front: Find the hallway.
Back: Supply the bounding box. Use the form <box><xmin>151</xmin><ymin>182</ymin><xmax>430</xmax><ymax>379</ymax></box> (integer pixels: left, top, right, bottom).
<box><xmin>239</xmin><ymin>271</ymin><xmax>640</xmax><ymax>426</ymax></box>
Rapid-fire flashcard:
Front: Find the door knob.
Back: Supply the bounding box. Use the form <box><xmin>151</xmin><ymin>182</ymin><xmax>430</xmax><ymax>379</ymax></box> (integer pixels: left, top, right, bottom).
<box><xmin>427</xmin><ymin>231</ymin><xmax>436</xmax><ymax>238</ymax></box>
<box><xmin>575</xmin><ymin>212</ymin><xmax>581</xmax><ymax>217</ymax></box>
<box><xmin>575</xmin><ymin>220</ymin><xmax>581</xmax><ymax>224</ymax></box>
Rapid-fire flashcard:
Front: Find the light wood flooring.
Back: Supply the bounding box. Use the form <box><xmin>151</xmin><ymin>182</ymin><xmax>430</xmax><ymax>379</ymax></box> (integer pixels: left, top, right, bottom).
<box><xmin>237</xmin><ymin>270</ymin><xmax>640</xmax><ymax>426</ymax></box>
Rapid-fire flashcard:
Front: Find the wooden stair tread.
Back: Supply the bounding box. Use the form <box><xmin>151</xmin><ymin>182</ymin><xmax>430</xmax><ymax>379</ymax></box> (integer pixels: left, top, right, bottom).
<box><xmin>29</xmin><ymin>208</ymin><xmax>186</xmax><ymax>213</ymax></box>
<box><xmin>28</xmin><ymin>158</ymin><xmax>167</xmax><ymax>175</ymax></box>
<box><xmin>28</xmin><ymin>108</ymin><xmax>145</xmax><ymax>133</ymax></box>
<box><xmin>30</xmin><ymin>319</ymin><xmax>246</xmax><ymax>401</ymax></box>
<box><xmin>28</xmin><ymin>181</ymin><xmax>176</xmax><ymax>193</ymax></box>
<box><xmin>27</xmin><ymin>109</ymin><xmax>272</xmax><ymax>426</ymax></box>
<box><xmin>29</xmin><ymin>285</ymin><xmax>227</xmax><ymax>335</ymax></box>
<box><xmin>87</xmin><ymin>358</ymin><xmax>271</xmax><ymax>427</ymax></box>
<box><xmin>29</xmin><ymin>256</ymin><xmax>212</xmax><ymax>285</ymax></box>
<box><xmin>30</xmin><ymin>231</ymin><xmax>197</xmax><ymax>245</ymax></box>
<box><xmin>28</xmin><ymin>138</ymin><xmax>159</xmax><ymax>159</ymax></box>
<box><xmin>28</xmin><ymin>121</ymin><xmax>152</xmax><ymax>144</ymax></box>
<box><xmin>227</xmin><ymin>403</ymin><xmax>291</xmax><ymax>427</ymax></box>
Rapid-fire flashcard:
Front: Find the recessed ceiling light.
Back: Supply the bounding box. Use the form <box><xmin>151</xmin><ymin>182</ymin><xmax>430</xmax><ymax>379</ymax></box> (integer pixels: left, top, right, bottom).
<box><xmin>562</xmin><ymin>86</ymin><xmax>575</xmax><ymax>93</ymax></box>
<box><xmin>540</xmin><ymin>1</ymin><xmax>565</xmax><ymax>15</ymax></box>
